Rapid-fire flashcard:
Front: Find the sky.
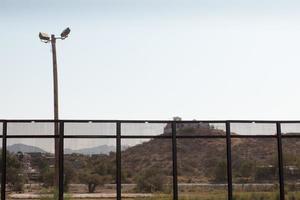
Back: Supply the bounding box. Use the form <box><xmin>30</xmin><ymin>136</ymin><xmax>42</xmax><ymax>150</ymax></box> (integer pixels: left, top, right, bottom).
<box><xmin>1</xmin><ymin>0</ymin><xmax>300</xmax><ymax>120</ymax></box>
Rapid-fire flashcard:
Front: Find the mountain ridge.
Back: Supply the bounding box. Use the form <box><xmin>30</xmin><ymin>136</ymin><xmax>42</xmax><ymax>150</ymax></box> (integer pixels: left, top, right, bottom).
<box><xmin>7</xmin><ymin>143</ymin><xmax>123</xmax><ymax>155</ymax></box>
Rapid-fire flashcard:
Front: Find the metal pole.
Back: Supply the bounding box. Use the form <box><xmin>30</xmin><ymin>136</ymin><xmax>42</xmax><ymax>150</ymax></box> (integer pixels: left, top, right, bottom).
<box><xmin>226</xmin><ymin>122</ymin><xmax>233</xmax><ymax>200</ymax></box>
<box><xmin>116</xmin><ymin>122</ymin><xmax>121</xmax><ymax>200</ymax></box>
<box><xmin>51</xmin><ymin>34</ymin><xmax>59</xmax><ymax>121</ymax></box>
<box><xmin>276</xmin><ymin>122</ymin><xmax>285</xmax><ymax>200</ymax></box>
<box><xmin>51</xmin><ymin>34</ymin><xmax>60</xmax><ymax>189</ymax></box>
<box><xmin>172</xmin><ymin>121</ymin><xmax>178</xmax><ymax>200</ymax></box>
<box><xmin>58</xmin><ymin>122</ymin><xmax>64</xmax><ymax>200</ymax></box>
<box><xmin>1</xmin><ymin>122</ymin><xmax>7</xmax><ymax>200</ymax></box>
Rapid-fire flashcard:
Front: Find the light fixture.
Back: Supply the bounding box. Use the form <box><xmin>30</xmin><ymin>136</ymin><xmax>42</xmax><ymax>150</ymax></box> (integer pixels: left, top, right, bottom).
<box><xmin>39</xmin><ymin>32</ymin><xmax>50</xmax><ymax>43</ymax></box>
<box><xmin>60</xmin><ymin>27</ymin><xmax>71</xmax><ymax>39</ymax></box>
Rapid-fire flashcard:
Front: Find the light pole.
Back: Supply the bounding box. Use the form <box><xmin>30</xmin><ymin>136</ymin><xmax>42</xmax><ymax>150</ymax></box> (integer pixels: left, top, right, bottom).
<box><xmin>39</xmin><ymin>27</ymin><xmax>71</xmax><ymax>189</ymax></box>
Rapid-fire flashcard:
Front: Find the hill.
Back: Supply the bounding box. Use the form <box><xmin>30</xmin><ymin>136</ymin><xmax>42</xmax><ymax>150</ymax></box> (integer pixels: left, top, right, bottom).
<box><xmin>7</xmin><ymin>144</ymin><xmax>128</xmax><ymax>155</ymax></box>
<box><xmin>120</xmin><ymin>124</ymin><xmax>300</xmax><ymax>183</ymax></box>
<box><xmin>65</xmin><ymin>145</ymin><xmax>128</xmax><ymax>155</ymax></box>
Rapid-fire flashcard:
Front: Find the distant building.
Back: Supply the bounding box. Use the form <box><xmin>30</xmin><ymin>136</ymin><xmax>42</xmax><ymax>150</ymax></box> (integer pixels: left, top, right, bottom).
<box><xmin>163</xmin><ymin>117</ymin><xmax>210</xmax><ymax>134</ymax></box>
<box><xmin>285</xmin><ymin>165</ymin><xmax>300</xmax><ymax>177</ymax></box>
<box><xmin>18</xmin><ymin>152</ymin><xmax>55</xmax><ymax>181</ymax></box>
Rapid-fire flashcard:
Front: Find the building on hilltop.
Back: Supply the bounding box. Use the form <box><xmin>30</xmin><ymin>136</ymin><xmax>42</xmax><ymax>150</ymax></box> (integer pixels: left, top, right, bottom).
<box><xmin>163</xmin><ymin>117</ymin><xmax>210</xmax><ymax>134</ymax></box>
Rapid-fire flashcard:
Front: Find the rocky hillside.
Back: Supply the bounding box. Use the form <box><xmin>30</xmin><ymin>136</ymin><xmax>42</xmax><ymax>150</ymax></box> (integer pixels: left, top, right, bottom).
<box><xmin>120</xmin><ymin>124</ymin><xmax>300</xmax><ymax>183</ymax></box>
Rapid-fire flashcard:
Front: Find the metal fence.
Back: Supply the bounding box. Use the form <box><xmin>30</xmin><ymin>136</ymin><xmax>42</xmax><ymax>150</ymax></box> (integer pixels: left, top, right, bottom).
<box><xmin>1</xmin><ymin>119</ymin><xmax>300</xmax><ymax>200</ymax></box>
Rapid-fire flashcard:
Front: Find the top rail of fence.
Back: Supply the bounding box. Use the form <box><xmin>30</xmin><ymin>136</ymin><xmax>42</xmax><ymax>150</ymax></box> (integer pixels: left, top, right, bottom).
<box><xmin>1</xmin><ymin>119</ymin><xmax>300</xmax><ymax>123</ymax></box>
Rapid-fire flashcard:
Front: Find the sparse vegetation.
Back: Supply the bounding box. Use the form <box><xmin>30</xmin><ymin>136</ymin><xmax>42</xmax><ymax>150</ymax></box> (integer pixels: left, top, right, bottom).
<box><xmin>6</xmin><ymin>152</ymin><xmax>26</xmax><ymax>192</ymax></box>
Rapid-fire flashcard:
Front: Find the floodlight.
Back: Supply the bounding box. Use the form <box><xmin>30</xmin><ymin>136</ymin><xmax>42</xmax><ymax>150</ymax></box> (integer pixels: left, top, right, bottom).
<box><xmin>60</xmin><ymin>27</ymin><xmax>71</xmax><ymax>39</ymax></box>
<box><xmin>39</xmin><ymin>32</ymin><xmax>50</xmax><ymax>42</ymax></box>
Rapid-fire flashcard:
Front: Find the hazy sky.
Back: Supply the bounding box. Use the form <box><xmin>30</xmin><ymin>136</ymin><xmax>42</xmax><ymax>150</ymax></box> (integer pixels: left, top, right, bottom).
<box><xmin>1</xmin><ymin>0</ymin><xmax>300</xmax><ymax>120</ymax></box>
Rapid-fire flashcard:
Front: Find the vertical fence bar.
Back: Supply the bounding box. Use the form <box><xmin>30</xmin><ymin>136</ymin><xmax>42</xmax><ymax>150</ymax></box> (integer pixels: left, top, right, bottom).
<box><xmin>59</xmin><ymin>122</ymin><xmax>64</xmax><ymax>200</ymax></box>
<box><xmin>226</xmin><ymin>122</ymin><xmax>233</xmax><ymax>200</ymax></box>
<box><xmin>276</xmin><ymin>122</ymin><xmax>285</xmax><ymax>200</ymax></box>
<box><xmin>116</xmin><ymin>122</ymin><xmax>121</xmax><ymax>200</ymax></box>
<box><xmin>1</xmin><ymin>122</ymin><xmax>7</xmax><ymax>200</ymax></box>
<box><xmin>172</xmin><ymin>121</ymin><xmax>178</xmax><ymax>200</ymax></box>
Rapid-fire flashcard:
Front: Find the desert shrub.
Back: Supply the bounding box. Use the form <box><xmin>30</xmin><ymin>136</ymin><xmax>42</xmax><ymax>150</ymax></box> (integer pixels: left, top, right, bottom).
<box><xmin>6</xmin><ymin>152</ymin><xmax>26</xmax><ymax>192</ymax></box>
<box><xmin>41</xmin><ymin>168</ymin><xmax>55</xmax><ymax>187</ymax></box>
<box><xmin>64</xmin><ymin>162</ymin><xmax>75</xmax><ymax>192</ymax></box>
<box><xmin>79</xmin><ymin>172</ymin><xmax>106</xmax><ymax>193</ymax></box>
<box><xmin>213</xmin><ymin>160</ymin><xmax>227</xmax><ymax>183</ymax></box>
<box><xmin>255</xmin><ymin>166</ymin><xmax>276</xmax><ymax>182</ymax></box>
<box><xmin>135</xmin><ymin>168</ymin><xmax>166</xmax><ymax>193</ymax></box>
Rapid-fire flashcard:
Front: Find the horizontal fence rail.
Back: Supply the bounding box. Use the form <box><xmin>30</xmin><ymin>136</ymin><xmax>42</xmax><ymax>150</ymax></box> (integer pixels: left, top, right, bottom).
<box><xmin>0</xmin><ymin>120</ymin><xmax>300</xmax><ymax>200</ymax></box>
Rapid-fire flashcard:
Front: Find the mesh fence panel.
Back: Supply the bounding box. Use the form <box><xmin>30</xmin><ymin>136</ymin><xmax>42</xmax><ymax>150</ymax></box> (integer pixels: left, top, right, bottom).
<box><xmin>177</xmin><ymin>138</ymin><xmax>227</xmax><ymax>200</ymax></box>
<box><xmin>7</xmin><ymin>122</ymin><xmax>54</xmax><ymax>135</ymax></box>
<box><xmin>282</xmin><ymin>138</ymin><xmax>300</xmax><ymax>199</ymax></box>
<box><xmin>121</xmin><ymin>138</ymin><xmax>173</xmax><ymax>198</ymax></box>
<box><xmin>230</xmin><ymin>123</ymin><xmax>276</xmax><ymax>135</ymax></box>
<box><xmin>6</xmin><ymin>138</ymin><xmax>55</xmax><ymax>197</ymax></box>
<box><xmin>121</xmin><ymin>123</ymin><xmax>167</xmax><ymax>136</ymax></box>
<box><xmin>231</xmin><ymin>138</ymin><xmax>279</xmax><ymax>198</ymax></box>
<box><xmin>64</xmin><ymin>138</ymin><xmax>116</xmax><ymax>196</ymax></box>
<box><xmin>64</xmin><ymin>122</ymin><xmax>116</xmax><ymax>135</ymax></box>
<box><xmin>281</xmin><ymin>123</ymin><xmax>300</xmax><ymax>135</ymax></box>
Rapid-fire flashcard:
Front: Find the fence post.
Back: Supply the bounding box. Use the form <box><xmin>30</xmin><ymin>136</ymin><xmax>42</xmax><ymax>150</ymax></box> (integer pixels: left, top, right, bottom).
<box><xmin>172</xmin><ymin>121</ymin><xmax>178</xmax><ymax>200</ymax></box>
<box><xmin>1</xmin><ymin>122</ymin><xmax>7</xmax><ymax>200</ymax></box>
<box><xmin>59</xmin><ymin>121</ymin><xmax>64</xmax><ymax>200</ymax></box>
<box><xmin>276</xmin><ymin>122</ymin><xmax>285</xmax><ymax>200</ymax></box>
<box><xmin>116</xmin><ymin>122</ymin><xmax>121</xmax><ymax>200</ymax></box>
<box><xmin>226</xmin><ymin>122</ymin><xmax>233</xmax><ymax>200</ymax></box>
